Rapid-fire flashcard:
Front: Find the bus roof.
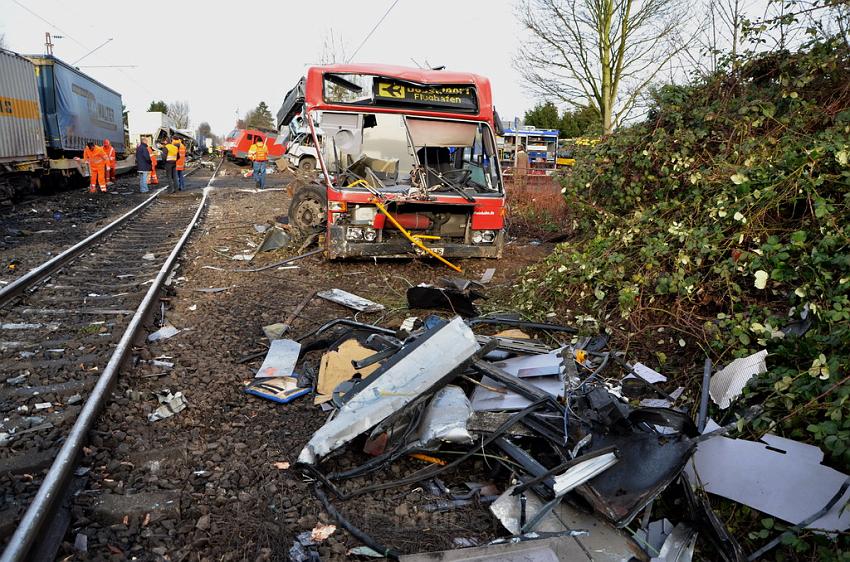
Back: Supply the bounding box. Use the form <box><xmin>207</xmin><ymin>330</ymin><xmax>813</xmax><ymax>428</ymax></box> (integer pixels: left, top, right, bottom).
<box><xmin>303</xmin><ymin>64</ymin><xmax>495</xmax><ymax>125</ymax></box>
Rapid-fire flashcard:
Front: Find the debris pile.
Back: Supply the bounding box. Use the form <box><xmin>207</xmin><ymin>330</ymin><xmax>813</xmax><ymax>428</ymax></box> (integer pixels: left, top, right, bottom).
<box><xmin>240</xmin><ymin>282</ymin><xmax>850</xmax><ymax>560</ymax></box>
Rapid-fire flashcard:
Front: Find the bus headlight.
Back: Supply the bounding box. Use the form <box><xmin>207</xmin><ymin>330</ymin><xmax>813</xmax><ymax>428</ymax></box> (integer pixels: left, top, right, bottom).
<box><xmin>472</xmin><ymin>230</ymin><xmax>496</xmax><ymax>244</ymax></box>
<box><xmin>346</xmin><ymin>227</ymin><xmax>364</xmax><ymax>241</ymax></box>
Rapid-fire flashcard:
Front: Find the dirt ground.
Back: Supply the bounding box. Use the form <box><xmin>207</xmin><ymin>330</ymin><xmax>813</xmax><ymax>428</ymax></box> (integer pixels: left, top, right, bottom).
<box><xmin>58</xmin><ymin>162</ymin><xmax>552</xmax><ymax>560</ymax></box>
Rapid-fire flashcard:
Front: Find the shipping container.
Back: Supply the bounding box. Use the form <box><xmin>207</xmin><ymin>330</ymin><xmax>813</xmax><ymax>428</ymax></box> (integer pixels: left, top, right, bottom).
<box><xmin>0</xmin><ymin>49</ymin><xmax>47</xmax><ymax>166</ymax></box>
<box><xmin>25</xmin><ymin>55</ymin><xmax>125</xmax><ymax>154</ymax></box>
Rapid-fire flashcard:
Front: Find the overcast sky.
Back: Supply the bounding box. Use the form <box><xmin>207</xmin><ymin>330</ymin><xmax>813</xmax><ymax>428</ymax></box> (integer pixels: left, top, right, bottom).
<box><xmin>1</xmin><ymin>0</ymin><xmax>535</xmax><ymax>136</ymax></box>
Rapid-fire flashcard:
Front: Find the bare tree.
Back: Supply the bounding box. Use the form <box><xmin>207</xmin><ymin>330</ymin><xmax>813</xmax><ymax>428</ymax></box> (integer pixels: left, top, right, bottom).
<box><xmin>168</xmin><ymin>100</ymin><xmax>190</xmax><ymax>129</ymax></box>
<box><xmin>0</xmin><ymin>34</ymin><xmax>6</xmax><ymax>50</ymax></box>
<box><xmin>516</xmin><ymin>0</ymin><xmax>692</xmax><ymax>133</ymax></box>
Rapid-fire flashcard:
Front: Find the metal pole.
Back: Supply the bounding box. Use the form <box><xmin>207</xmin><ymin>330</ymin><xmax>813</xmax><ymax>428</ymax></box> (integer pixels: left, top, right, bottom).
<box><xmin>697</xmin><ymin>357</ymin><xmax>712</xmax><ymax>433</ymax></box>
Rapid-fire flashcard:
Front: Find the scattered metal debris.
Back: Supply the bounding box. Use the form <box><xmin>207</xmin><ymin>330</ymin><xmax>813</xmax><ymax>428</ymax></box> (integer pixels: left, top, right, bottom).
<box><xmin>148</xmin><ymin>390</ymin><xmax>188</xmax><ymax>422</ymax></box>
<box><xmin>317</xmin><ymin>288</ymin><xmax>385</xmax><ymax>313</ymax></box>
<box><xmin>148</xmin><ymin>324</ymin><xmax>180</xmax><ymax>342</ymax></box>
<box><xmin>686</xmin><ymin>420</ymin><xmax>850</xmax><ymax>531</ymax></box>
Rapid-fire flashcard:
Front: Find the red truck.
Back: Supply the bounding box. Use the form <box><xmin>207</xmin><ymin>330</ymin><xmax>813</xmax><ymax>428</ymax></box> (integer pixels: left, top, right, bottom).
<box><xmin>222</xmin><ymin>128</ymin><xmax>286</xmax><ymax>163</ymax></box>
<box><xmin>276</xmin><ymin>64</ymin><xmax>506</xmax><ymax>268</ymax></box>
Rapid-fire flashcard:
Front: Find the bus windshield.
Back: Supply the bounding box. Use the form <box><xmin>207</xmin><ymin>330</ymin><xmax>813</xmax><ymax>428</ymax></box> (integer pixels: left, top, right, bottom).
<box><xmin>316</xmin><ymin>112</ymin><xmax>502</xmax><ymax>195</ymax></box>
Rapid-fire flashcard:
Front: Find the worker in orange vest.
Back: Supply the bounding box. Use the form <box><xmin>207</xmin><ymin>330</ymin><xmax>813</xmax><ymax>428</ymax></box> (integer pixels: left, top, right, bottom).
<box><xmin>148</xmin><ymin>142</ymin><xmax>159</xmax><ymax>185</ymax></box>
<box><xmin>247</xmin><ymin>137</ymin><xmax>269</xmax><ymax>189</ymax></box>
<box><xmin>174</xmin><ymin>138</ymin><xmax>187</xmax><ymax>191</ymax></box>
<box><xmin>81</xmin><ymin>142</ymin><xmax>108</xmax><ymax>193</ymax></box>
<box><xmin>103</xmin><ymin>139</ymin><xmax>117</xmax><ymax>185</ymax></box>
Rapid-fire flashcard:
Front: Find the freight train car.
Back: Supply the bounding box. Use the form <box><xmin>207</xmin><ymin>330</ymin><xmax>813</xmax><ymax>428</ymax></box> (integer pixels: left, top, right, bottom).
<box><xmin>0</xmin><ymin>49</ymin><xmax>48</xmax><ymax>196</ymax></box>
<box><xmin>0</xmin><ymin>48</ymin><xmax>125</xmax><ymax>199</ymax></box>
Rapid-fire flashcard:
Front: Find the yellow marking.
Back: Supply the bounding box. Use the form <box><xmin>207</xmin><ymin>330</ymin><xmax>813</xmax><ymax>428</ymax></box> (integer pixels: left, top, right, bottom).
<box><xmin>377</xmin><ymin>82</ymin><xmax>405</xmax><ymax>99</ymax></box>
<box><xmin>373</xmin><ymin>199</ymin><xmax>462</xmax><ymax>273</ymax></box>
<box><xmin>0</xmin><ymin>97</ymin><xmax>40</xmax><ymax>120</ymax></box>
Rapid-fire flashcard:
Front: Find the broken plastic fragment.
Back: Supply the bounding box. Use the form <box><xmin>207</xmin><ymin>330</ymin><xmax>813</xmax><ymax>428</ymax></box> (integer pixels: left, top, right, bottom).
<box><xmin>686</xmin><ymin>430</ymin><xmax>850</xmax><ymax>531</ymax></box>
<box><xmin>255</xmin><ymin>339</ymin><xmax>301</xmax><ymax>379</ymax></box>
<box><xmin>709</xmin><ymin>350</ymin><xmax>767</xmax><ymax>408</ymax></box>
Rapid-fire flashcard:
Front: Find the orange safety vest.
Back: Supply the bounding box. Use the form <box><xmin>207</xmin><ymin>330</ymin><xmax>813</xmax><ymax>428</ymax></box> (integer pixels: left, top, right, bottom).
<box><xmin>84</xmin><ymin>145</ymin><xmax>108</xmax><ymax>167</ymax></box>
<box><xmin>103</xmin><ymin>142</ymin><xmax>117</xmax><ymax>165</ymax></box>
<box><xmin>176</xmin><ymin>142</ymin><xmax>186</xmax><ymax>170</ymax></box>
<box><xmin>249</xmin><ymin>141</ymin><xmax>269</xmax><ymax>161</ymax></box>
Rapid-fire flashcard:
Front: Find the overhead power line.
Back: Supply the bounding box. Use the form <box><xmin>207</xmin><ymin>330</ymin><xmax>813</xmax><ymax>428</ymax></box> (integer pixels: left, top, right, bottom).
<box><xmin>11</xmin><ymin>0</ymin><xmax>155</xmax><ymax>97</ymax></box>
<box><xmin>346</xmin><ymin>0</ymin><xmax>401</xmax><ymax>63</ymax></box>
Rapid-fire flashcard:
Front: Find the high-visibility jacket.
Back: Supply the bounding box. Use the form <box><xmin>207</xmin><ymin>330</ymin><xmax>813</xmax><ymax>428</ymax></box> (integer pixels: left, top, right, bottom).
<box><xmin>84</xmin><ymin>145</ymin><xmax>108</xmax><ymax>167</ymax></box>
<box><xmin>175</xmin><ymin>141</ymin><xmax>186</xmax><ymax>170</ymax></box>
<box><xmin>248</xmin><ymin>141</ymin><xmax>269</xmax><ymax>161</ymax></box>
<box><xmin>165</xmin><ymin>143</ymin><xmax>179</xmax><ymax>161</ymax></box>
<box><xmin>103</xmin><ymin>140</ymin><xmax>117</xmax><ymax>166</ymax></box>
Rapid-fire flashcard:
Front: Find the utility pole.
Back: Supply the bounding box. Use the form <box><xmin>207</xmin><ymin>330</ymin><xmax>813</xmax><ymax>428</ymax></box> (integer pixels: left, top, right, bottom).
<box><xmin>44</xmin><ymin>32</ymin><xmax>63</xmax><ymax>55</ymax></box>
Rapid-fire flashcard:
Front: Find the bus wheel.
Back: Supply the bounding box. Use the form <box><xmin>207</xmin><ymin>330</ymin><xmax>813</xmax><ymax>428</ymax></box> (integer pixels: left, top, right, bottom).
<box><xmin>288</xmin><ymin>183</ymin><xmax>327</xmax><ymax>234</ymax></box>
<box><xmin>298</xmin><ymin>157</ymin><xmax>316</xmax><ymax>171</ymax></box>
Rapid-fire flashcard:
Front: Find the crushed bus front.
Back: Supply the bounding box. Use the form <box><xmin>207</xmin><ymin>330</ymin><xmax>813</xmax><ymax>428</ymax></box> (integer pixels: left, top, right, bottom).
<box><xmin>278</xmin><ymin>65</ymin><xmax>507</xmax><ymax>263</ymax></box>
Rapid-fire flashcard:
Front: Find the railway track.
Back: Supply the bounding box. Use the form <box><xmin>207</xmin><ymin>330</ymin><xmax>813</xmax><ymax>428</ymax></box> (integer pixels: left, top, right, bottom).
<box><xmin>0</xmin><ymin>160</ymin><xmax>220</xmax><ymax>560</ymax></box>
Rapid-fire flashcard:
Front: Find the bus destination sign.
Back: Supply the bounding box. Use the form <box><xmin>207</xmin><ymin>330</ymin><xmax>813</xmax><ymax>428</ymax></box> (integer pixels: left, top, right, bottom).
<box><xmin>373</xmin><ymin>80</ymin><xmax>478</xmax><ymax>112</ymax></box>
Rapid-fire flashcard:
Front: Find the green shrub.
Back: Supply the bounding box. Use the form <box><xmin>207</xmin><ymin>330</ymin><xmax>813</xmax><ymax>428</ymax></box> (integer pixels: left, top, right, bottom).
<box><xmin>515</xmin><ymin>38</ymin><xmax>850</xmax><ymax>556</ymax></box>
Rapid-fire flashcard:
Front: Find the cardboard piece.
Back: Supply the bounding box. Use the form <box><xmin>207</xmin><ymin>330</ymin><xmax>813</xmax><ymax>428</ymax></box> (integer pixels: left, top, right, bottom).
<box><xmin>314</xmin><ymin>339</ymin><xmax>381</xmax><ymax>405</ymax></box>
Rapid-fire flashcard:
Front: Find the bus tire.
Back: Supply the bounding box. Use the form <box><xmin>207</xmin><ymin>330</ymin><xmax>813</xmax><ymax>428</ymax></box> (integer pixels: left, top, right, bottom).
<box><xmin>298</xmin><ymin>157</ymin><xmax>316</xmax><ymax>171</ymax></box>
<box><xmin>288</xmin><ymin>183</ymin><xmax>327</xmax><ymax>234</ymax></box>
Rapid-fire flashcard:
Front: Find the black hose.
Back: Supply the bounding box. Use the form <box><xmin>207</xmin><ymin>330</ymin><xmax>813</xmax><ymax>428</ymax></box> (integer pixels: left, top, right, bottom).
<box><xmin>312</xmin><ymin>483</ymin><xmax>401</xmax><ymax>560</ymax></box>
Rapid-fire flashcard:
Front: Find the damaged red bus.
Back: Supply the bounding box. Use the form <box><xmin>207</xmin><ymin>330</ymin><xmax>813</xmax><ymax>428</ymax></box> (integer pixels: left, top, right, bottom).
<box><xmin>277</xmin><ymin>64</ymin><xmax>506</xmax><ymax>267</ymax></box>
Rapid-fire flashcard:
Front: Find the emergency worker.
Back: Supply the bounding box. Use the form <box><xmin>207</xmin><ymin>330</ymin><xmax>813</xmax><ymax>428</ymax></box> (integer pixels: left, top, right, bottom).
<box><xmin>247</xmin><ymin>137</ymin><xmax>269</xmax><ymax>189</ymax></box>
<box><xmin>514</xmin><ymin>144</ymin><xmax>529</xmax><ymax>188</ymax></box>
<box><xmin>81</xmin><ymin>142</ymin><xmax>108</xmax><ymax>193</ymax></box>
<box><xmin>174</xmin><ymin>138</ymin><xmax>187</xmax><ymax>191</ymax></box>
<box><xmin>136</xmin><ymin>136</ymin><xmax>153</xmax><ymax>193</ymax></box>
<box><xmin>162</xmin><ymin>138</ymin><xmax>179</xmax><ymax>194</ymax></box>
<box><xmin>149</xmin><ymin>142</ymin><xmax>160</xmax><ymax>185</ymax></box>
<box><xmin>103</xmin><ymin>139</ymin><xmax>117</xmax><ymax>185</ymax></box>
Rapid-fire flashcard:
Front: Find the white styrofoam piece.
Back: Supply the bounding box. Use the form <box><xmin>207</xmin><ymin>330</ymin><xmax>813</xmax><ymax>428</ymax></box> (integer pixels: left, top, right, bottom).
<box><xmin>709</xmin><ymin>350</ymin><xmax>768</xmax><ymax>408</ymax></box>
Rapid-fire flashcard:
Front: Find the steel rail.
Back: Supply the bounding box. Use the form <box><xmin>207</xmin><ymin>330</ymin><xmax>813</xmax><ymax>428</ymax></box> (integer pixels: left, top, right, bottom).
<box><xmin>0</xmin><ymin>158</ymin><xmax>222</xmax><ymax>561</ymax></box>
<box><xmin>0</xmin><ymin>162</ymin><xmax>208</xmax><ymax>309</ymax></box>
<box><xmin>0</xmin><ymin>191</ymin><xmax>160</xmax><ymax>309</ymax></box>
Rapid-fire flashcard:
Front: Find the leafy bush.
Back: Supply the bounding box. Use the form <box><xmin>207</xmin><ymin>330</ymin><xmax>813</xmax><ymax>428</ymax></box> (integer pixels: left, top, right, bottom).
<box><xmin>515</xmin><ymin>37</ymin><xmax>850</xmax><ymax>556</ymax></box>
